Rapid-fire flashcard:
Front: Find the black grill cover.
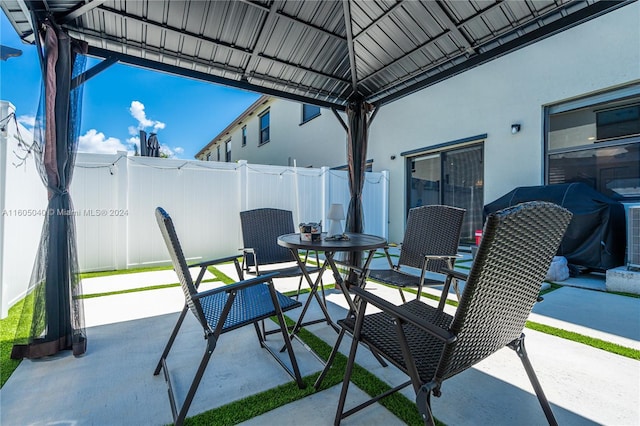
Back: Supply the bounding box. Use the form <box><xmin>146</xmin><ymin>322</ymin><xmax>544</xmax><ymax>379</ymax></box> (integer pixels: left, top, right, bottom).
<box><xmin>483</xmin><ymin>183</ymin><xmax>625</xmax><ymax>271</ymax></box>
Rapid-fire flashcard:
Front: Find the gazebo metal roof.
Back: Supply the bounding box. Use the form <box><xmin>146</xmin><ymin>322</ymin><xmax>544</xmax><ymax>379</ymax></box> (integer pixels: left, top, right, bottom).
<box><xmin>2</xmin><ymin>0</ymin><xmax>631</xmax><ymax>110</ymax></box>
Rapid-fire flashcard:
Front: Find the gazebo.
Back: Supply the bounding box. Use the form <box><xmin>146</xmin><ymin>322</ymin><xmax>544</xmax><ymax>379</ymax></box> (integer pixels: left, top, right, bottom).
<box><xmin>1</xmin><ymin>0</ymin><xmax>628</xmax><ymax>358</ymax></box>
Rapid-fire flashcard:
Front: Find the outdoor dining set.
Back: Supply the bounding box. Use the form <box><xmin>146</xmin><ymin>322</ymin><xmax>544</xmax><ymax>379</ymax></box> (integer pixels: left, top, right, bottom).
<box><xmin>154</xmin><ymin>201</ymin><xmax>572</xmax><ymax>426</ymax></box>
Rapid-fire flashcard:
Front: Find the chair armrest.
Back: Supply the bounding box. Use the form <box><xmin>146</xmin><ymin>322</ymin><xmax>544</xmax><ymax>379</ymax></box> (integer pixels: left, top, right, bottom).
<box><xmin>423</xmin><ymin>254</ymin><xmax>460</xmax><ymax>263</ymax></box>
<box><xmin>192</xmin><ymin>272</ymin><xmax>281</xmax><ymax>300</ymax></box>
<box><xmin>440</xmin><ymin>267</ymin><xmax>468</xmax><ymax>281</ymax></box>
<box><xmin>350</xmin><ymin>286</ymin><xmax>456</xmax><ymax>344</ymax></box>
<box><xmin>189</xmin><ymin>254</ymin><xmax>241</xmax><ymax>269</ymax></box>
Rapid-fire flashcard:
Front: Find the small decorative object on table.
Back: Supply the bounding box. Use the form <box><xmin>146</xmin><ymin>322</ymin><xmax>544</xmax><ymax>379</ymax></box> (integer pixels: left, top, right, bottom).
<box><xmin>327</xmin><ymin>203</ymin><xmax>345</xmax><ymax>238</ymax></box>
<box><xmin>324</xmin><ymin>233</ymin><xmax>350</xmax><ymax>241</ymax></box>
<box><xmin>299</xmin><ymin>222</ymin><xmax>322</xmax><ymax>241</ymax></box>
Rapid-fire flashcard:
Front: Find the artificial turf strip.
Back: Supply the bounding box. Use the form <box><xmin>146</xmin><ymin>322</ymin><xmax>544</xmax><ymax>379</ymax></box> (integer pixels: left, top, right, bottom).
<box><xmin>185</xmin><ymin>327</ymin><xmax>427</xmax><ymax>426</ymax></box>
<box><xmin>0</xmin><ymin>297</ymin><xmax>26</xmax><ymax>387</ymax></box>
<box><xmin>79</xmin><ymin>264</ymin><xmax>174</xmax><ymax>279</ymax></box>
<box><xmin>526</xmin><ymin>321</ymin><xmax>640</xmax><ymax>360</ymax></box>
<box><xmin>79</xmin><ymin>282</ymin><xmax>180</xmax><ymax>299</ymax></box>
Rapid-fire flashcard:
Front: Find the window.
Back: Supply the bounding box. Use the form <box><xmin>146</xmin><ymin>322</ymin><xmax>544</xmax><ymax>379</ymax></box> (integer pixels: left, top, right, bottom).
<box><xmin>301</xmin><ymin>104</ymin><xmax>320</xmax><ymax>123</ymax></box>
<box><xmin>259</xmin><ymin>110</ymin><xmax>270</xmax><ymax>145</ymax></box>
<box><xmin>241</xmin><ymin>126</ymin><xmax>247</xmax><ymax>147</ymax></box>
<box><xmin>546</xmin><ymin>86</ymin><xmax>640</xmax><ymax>200</ymax></box>
<box><xmin>206</xmin><ymin>153</ymin><xmax>211</xmax><ymax>161</ymax></box>
<box><xmin>404</xmin><ymin>141</ymin><xmax>484</xmax><ymax>245</ymax></box>
<box><xmin>217</xmin><ymin>145</ymin><xmax>221</xmax><ymax>161</ymax></box>
<box><xmin>225</xmin><ymin>139</ymin><xmax>231</xmax><ymax>162</ymax></box>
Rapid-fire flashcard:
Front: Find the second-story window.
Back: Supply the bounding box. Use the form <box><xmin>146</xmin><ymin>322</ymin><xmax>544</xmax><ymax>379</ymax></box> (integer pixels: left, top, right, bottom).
<box><xmin>206</xmin><ymin>152</ymin><xmax>211</xmax><ymax>161</ymax></box>
<box><xmin>241</xmin><ymin>125</ymin><xmax>247</xmax><ymax>147</ymax></box>
<box><xmin>301</xmin><ymin>104</ymin><xmax>320</xmax><ymax>123</ymax></box>
<box><xmin>259</xmin><ymin>110</ymin><xmax>270</xmax><ymax>145</ymax></box>
<box><xmin>217</xmin><ymin>145</ymin><xmax>221</xmax><ymax>161</ymax></box>
<box><xmin>225</xmin><ymin>139</ymin><xmax>231</xmax><ymax>162</ymax></box>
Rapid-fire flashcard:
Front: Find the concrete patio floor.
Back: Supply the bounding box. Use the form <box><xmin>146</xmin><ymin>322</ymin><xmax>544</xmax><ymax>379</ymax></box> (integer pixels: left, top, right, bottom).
<box><xmin>1</xmin><ymin>252</ymin><xmax>639</xmax><ymax>425</ymax></box>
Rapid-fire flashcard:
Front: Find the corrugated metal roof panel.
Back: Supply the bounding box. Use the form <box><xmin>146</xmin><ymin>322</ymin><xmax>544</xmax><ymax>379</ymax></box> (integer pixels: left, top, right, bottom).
<box><xmin>1</xmin><ymin>0</ymin><xmax>628</xmax><ymax>108</ymax></box>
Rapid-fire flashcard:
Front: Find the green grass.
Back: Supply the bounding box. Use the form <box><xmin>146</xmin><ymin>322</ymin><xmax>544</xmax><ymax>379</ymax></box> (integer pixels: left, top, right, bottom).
<box><xmin>80</xmin><ymin>264</ymin><xmax>174</xmax><ymax>279</ymax></box>
<box><xmin>526</xmin><ymin>321</ymin><xmax>640</xmax><ymax>360</ymax></box>
<box><xmin>0</xmin><ymin>294</ymin><xmax>32</xmax><ymax>387</ymax></box>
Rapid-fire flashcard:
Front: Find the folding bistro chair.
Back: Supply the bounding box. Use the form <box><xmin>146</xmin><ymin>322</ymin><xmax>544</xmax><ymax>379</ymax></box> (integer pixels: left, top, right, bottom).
<box><xmin>320</xmin><ymin>201</ymin><xmax>571</xmax><ymax>426</ymax></box>
<box><xmin>367</xmin><ymin>205</ymin><xmax>465</xmax><ymax>304</ymax></box>
<box><xmin>154</xmin><ymin>207</ymin><xmax>304</xmax><ymax>426</ymax></box>
<box><xmin>240</xmin><ymin>208</ymin><xmax>323</xmax><ymax>300</ymax></box>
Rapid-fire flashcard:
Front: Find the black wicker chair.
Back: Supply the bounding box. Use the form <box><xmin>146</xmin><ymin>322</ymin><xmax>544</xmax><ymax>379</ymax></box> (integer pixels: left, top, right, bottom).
<box><xmin>154</xmin><ymin>207</ymin><xmax>304</xmax><ymax>426</ymax></box>
<box><xmin>240</xmin><ymin>208</ymin><xmax>323</xmax><ymax>299</ymax></box>
<box><xmin>322</xmin><ymin>201</ymin><xmax>571</xmax><ymax>426</ymax></box>
<box><xmin>367</xmin><ymin>205</ymin><xmax>465</xmax><ymax>304</ymax></box>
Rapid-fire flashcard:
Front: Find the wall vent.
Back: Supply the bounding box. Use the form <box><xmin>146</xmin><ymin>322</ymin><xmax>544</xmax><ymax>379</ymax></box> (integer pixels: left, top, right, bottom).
<box><xmin>628</xmin><ymin>206</ymin><xmax>640</xmax><ymax>270</ymax></box>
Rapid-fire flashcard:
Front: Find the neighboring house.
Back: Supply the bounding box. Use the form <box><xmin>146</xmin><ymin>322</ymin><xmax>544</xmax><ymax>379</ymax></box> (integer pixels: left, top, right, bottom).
<box><xmin>195</xmin><ymin>96</ymin><xmax>348</xmax><ymax>169</ymax></box>
<box><xmin>196</xmin><ymin>2</ymin><xmax>638</xmax><ymax>250</ymax></box>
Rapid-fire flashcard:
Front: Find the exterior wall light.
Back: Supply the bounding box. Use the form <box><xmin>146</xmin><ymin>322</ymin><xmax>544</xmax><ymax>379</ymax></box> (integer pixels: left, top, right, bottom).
<box><xmin>511</xmin><ymin>124</ymin><xmax>521</xmax><ymax>134</ymax></box>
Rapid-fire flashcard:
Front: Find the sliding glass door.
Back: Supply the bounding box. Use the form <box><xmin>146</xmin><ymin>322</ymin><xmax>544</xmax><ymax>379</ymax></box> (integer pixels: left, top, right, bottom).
<box><xmin>407</xmin><ymin>143</ymin><xmax>483</xmax><ymax>244</ymax></box>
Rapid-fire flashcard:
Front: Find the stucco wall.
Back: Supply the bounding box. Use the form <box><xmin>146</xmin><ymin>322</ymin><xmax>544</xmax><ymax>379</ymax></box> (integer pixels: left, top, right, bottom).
<box><xmin>212</xmin><ymin>98</ymin><xmax>348</xmax><ymax>168</ymax></box>
<box><xmin>369</xmin><ymin>2</ymin><xmax>640</xmax><ymax>242</ymax></box>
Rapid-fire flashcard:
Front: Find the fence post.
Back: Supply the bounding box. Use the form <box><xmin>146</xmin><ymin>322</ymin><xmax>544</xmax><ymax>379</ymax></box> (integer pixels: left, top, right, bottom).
<box><xmin>321</xmin><ymin>166</ymin><xmax>329</xmax><ymax>227</ymax></box>
<box><xmin>238</xmin><ymin>160</ymin><xmax>248</xmax><ymax>212</ymax></box>
<box><xmin>115</xmin><ymin>152</ymin><xmax>128</xmax><ymax>270</ymax></box>
<box><xmin>0</xmin><ymin>102</ymin><xmax>12</xmax><ymax>317</ymax></box>
<box><xmin>381</xmin><ymin>170</ymin><xmax>390</xmax><ymax>240</ymax></box>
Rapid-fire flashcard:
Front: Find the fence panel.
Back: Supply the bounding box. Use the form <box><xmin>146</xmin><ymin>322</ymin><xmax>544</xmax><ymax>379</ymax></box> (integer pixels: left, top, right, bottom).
<box><xmin>72</xmin><ymin>157</ymin><xmax>388</xmax><ymax>270</ymax></box>
<box><xmin>0</xmin><ymin>103</ymin><xmax>45</xmax><ymax>318</ymax></box>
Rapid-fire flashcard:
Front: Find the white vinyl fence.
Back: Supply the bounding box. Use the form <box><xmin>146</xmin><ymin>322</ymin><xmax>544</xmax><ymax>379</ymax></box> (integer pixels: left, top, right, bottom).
<box><xmin>1</xmin><ymin>142</ymin><xmax>389</xmax><ymax>317</ymax></box>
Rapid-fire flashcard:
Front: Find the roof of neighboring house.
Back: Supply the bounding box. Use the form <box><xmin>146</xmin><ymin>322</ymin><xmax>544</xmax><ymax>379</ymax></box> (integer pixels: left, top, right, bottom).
<box><xmin>195</xmin><ymin>95</ymin><xmax>271</xmax><ymax>158</ymax></box>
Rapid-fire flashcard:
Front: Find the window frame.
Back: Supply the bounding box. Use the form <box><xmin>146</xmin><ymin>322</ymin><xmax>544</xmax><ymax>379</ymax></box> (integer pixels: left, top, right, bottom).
<box><xmin>301</xmin><ymin>104</ymin><xmax>321</xmax><ymax>124</ymax></box>
<box><xmin>259</xmin><ymin>109</ymin><xmax>270</xmax><ymax>146</ymax></box>
<box><xmin>544</xmin><ymin>84</ymin><xmax>640</xmax><ymax>201</ymax></box>
<box><xmin>225</xmin><ymin>139</ymin><xmax>231</xmax><ymax>162</ymax></box>
<box><xmin>241</xmin><ymin>125</ymin><xmax>247</xmax><ymax>147</ymax></box>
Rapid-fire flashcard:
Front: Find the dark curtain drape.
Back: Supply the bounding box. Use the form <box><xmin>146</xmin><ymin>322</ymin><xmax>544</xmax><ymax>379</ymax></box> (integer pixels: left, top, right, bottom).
<box><xmin>12</xmin><ymin>20</ymin><xmax>88</xmax><ymax>359</ymax></box>
<box><xmin>345</xmin><ymin>100</ymin><xmax>370</xmax><ymax>269</ymax></box>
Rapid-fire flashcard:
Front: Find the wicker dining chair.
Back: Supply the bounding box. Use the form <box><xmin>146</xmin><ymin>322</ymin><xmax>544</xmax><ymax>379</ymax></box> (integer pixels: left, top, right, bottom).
<box><xmin>367</xmin><ymin>205</ymin><xmax>465</xmax><ymax>304</ymax></box>
<box><xmin>240</xmin><ymin>208</ymin><xmax>323</xmax><ymax>299</ymax></box>
<box><xmin>323</xmin><ymin>201</ymin><xmax>571</xmax><ymax>426</ymax></box>
<box><xmin>154</xmin><ymin>207</ymin><xmax>304</xmax><ymax>426</ymax></box>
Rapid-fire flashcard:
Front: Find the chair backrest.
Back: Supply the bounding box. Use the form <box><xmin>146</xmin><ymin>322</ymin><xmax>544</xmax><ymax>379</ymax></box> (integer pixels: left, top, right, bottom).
<box><xmin>436</xmin><ymin>201</ymin><xmax>572</xmax><ymax>380</ymax></box>
<box><xmin>240</xmin><ymin>208</ymin><xmax>297</xmax><ymax>266</ymax></box>
<box><xmin>398</xmin><ymin>205</ymin><xmax>466</xmax><ymax>272</ymax></box>
<box><xmin>155</xmin><ymin>207</ymin><xmax>207</xmax><ymax>326</ymax></box>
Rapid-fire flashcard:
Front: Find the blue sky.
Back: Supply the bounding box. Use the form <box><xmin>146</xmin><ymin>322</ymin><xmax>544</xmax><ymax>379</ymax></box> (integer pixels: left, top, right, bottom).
<box><xmin>0</xmin><ymin>11</ymin><xmax>260</xmax><ymax>159</ymax></box>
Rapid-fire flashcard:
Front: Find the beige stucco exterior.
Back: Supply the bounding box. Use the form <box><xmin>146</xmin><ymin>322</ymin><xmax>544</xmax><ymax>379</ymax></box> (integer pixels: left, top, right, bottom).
<box><xmin>197</xmin><ymin>2</ymin><xmax>639</xmax><ymax>244</ymax></box>
<box><xmin>196</xmin><ymin>96</ymin><xmax>347</xmax><ymax>169</ymax></box>
<box><xmin>369</xmin><ymin>1</ymin><xmax>639</xmax><ymax>242</ymax></box>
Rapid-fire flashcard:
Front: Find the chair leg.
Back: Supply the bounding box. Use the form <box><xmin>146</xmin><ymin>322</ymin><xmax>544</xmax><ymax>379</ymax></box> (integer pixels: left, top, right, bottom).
<box><xmin>508</xmin><ymin>334</ymin><xmax>558</xmax><ymax>426</ymax></box>
<box><xmin>398</xmin><ymin>287</ymin><xmax>407</xmax><ymax>303</ymax></box>
<box><xmin>334</xmin><ymin>305</ymin><xmax>369</xmax><ymax>425</ymax></box>
<box><xmin>154</xmin><ymin>305</ymin><xmax>189</xmax><ymax>376</ymax></box>
<box><xmin>334</xmin><ymin>328</ymin><xmax>360</xmax><ymax>425</ymax></box>
<box><xmin>274</xmin><ymin>304</ymin><xmax>305</xmax><ymax>388</ymax></box>
<box><xmin>172</xmin><ymin>335</ymin><xmax>217</xmax><ymax>426</ymax></box>
<box><xmin>416</xmin><ymin>385</ymin><xmax>436</xmax><ymax>426</ymax></box>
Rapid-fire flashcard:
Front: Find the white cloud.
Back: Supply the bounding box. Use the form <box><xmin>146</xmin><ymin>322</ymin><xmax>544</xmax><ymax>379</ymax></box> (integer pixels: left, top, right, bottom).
<box><xmin>174</xmin><ymin>147</ymin><xmax>184</xmax><ymax>155</ymax></box>
<box><xmin>159</xmin><ymin>144</ymin><xmax>175</xmax><ymax>158</ymax></box>
<box><xmin>17</xmin><ymin>115</ymin><xmax>36</xmax><ymax>128</ymax></box>
<box><xmin>78</xmin><ymin>129</ymin><xmax>128</xmax><ymax>154</ymax></box>
<box><xmin>129</xmin><ymin>101</ymin><xmax>166</xmax><ymax>131</ymax></box>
